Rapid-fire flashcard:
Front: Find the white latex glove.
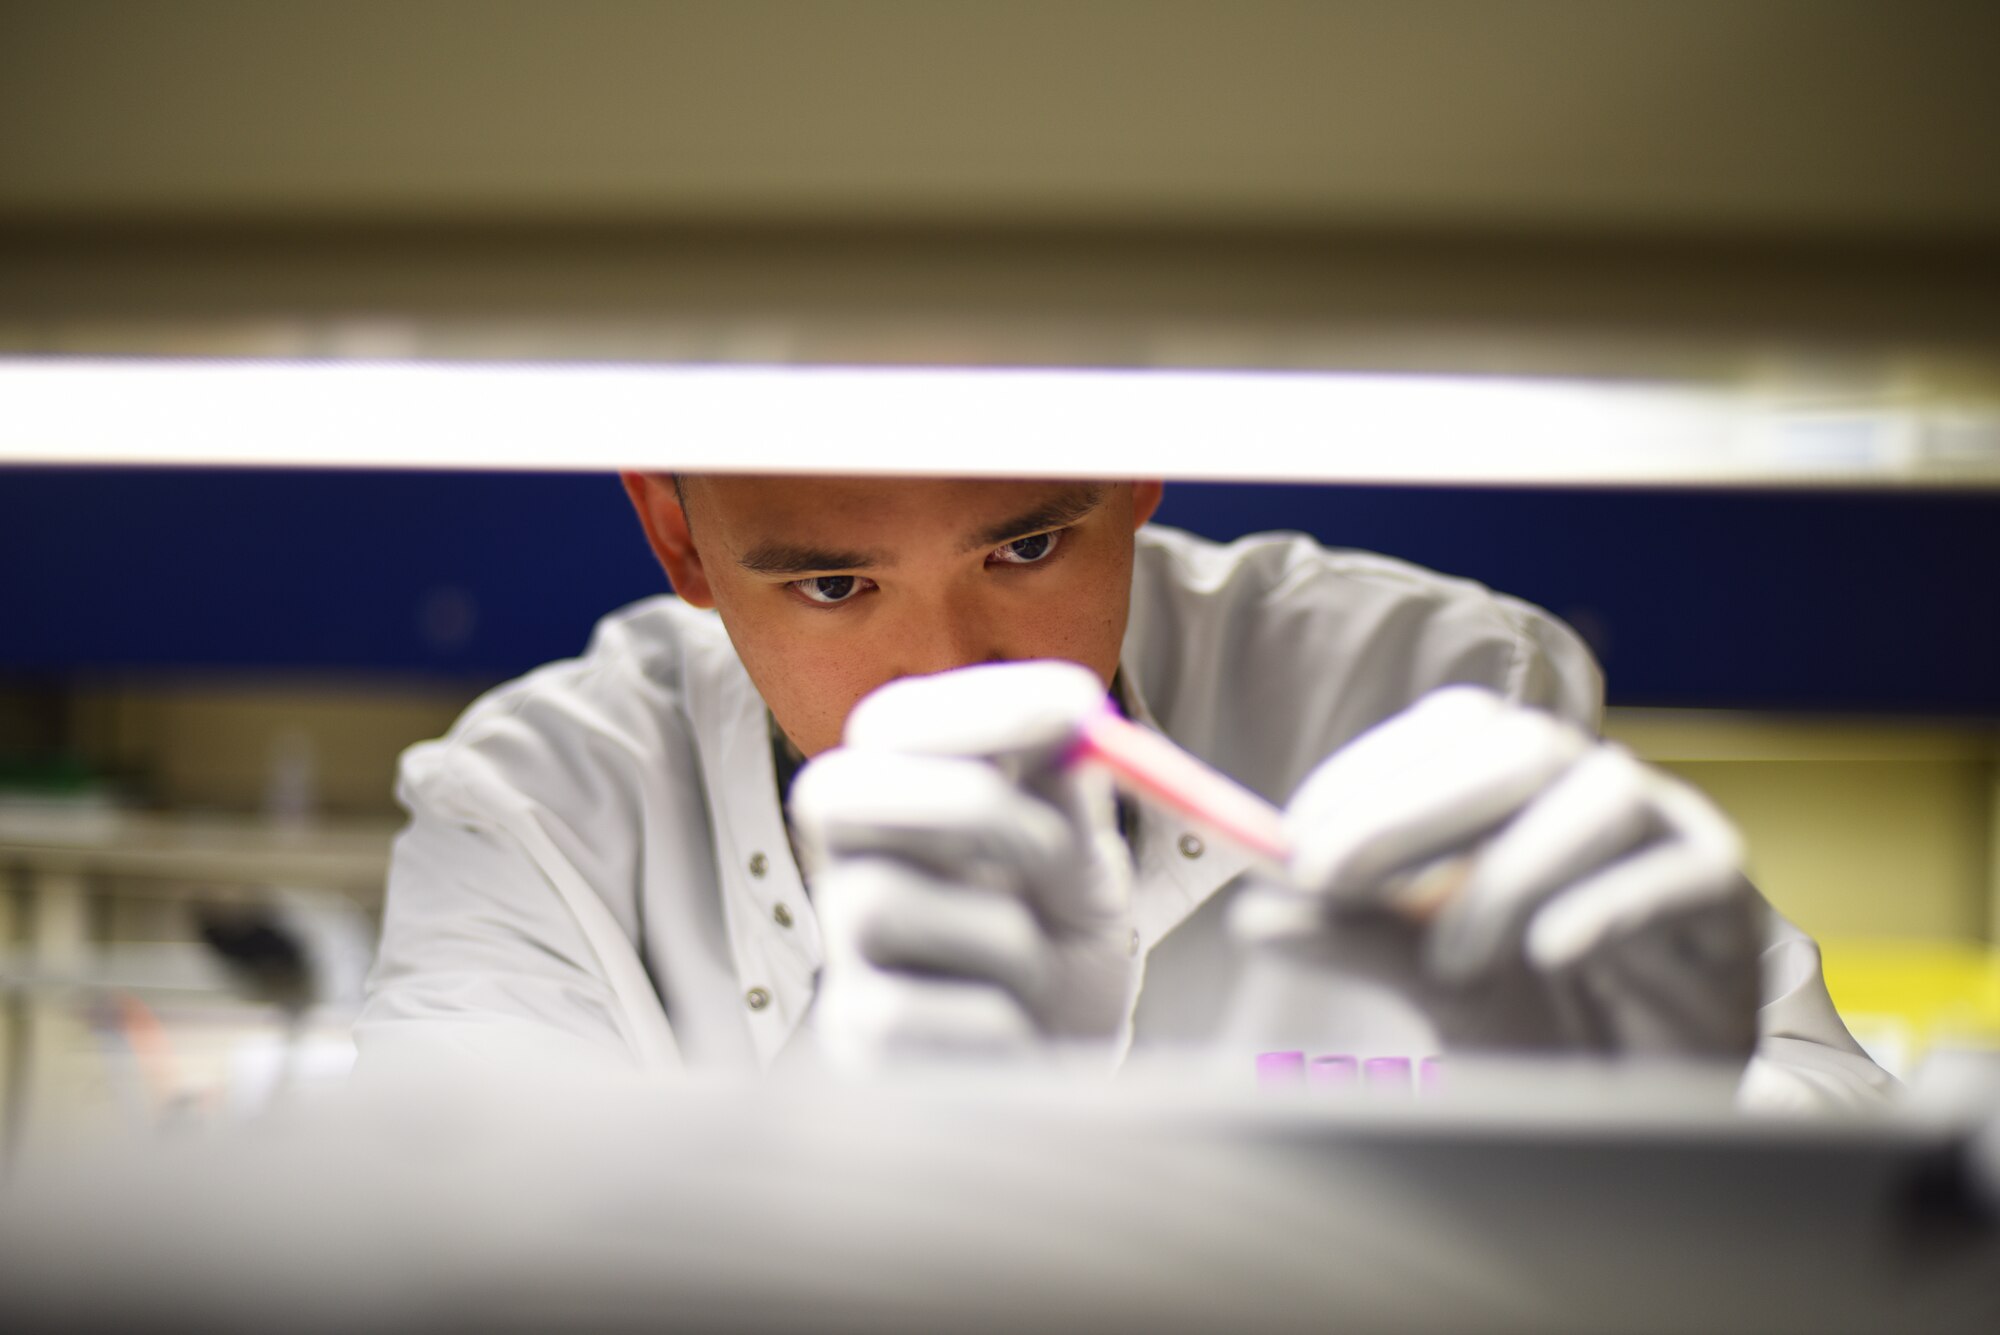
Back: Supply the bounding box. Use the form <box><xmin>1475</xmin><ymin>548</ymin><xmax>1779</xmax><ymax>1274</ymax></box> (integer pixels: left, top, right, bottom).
<box><xmin>788</xmin><ymin>661</ymin><xmax>1140</xmax><ymax>1070</ymax></box>
<box><xmin>1234</xmin><ymin>687</ymin><xmax>1760</xmax><ymax>1057</ymax></box>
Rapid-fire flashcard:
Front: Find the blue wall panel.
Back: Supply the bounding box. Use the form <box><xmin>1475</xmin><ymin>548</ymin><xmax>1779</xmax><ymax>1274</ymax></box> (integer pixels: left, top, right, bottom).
<box><xmin>1152</xmin><ymin>483</ymin><xmax>1998</xmax><ymax>718</ymax></box>
<box><xmin>4</xmin><ymin>468</ymin><xmax>1995</xmax><ymax>716</ymax></box>
<box><xmin>0</xmin><ymin>469</ymin><xmax>662</xmax><ymax>679</ymax></box>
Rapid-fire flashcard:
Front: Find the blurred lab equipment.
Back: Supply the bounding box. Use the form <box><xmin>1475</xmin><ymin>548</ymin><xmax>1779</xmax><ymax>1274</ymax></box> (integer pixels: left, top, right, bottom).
<box><xmin>0</xmin><ymin>811</ymin><xmax>393</xmax><ymax>1155</ymax></box>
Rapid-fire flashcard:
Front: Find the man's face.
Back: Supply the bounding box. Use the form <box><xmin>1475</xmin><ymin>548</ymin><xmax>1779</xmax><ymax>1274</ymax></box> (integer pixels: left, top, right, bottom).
<box><xmin>625</xmin><ymin>475</ymin><xmax>1163</xmax><ymax>757</ymax></box>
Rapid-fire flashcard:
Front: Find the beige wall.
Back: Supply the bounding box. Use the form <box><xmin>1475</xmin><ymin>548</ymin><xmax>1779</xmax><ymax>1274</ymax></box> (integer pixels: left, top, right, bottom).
<box><xmin>1605</xmin><ymin>712</ymin><xmax>1998</xmax><ymax>945</ymax></box>
<box><xmin>61</xmin><ymin>680</ymin><xmax>480</xmax><ymax>818</ymax></box>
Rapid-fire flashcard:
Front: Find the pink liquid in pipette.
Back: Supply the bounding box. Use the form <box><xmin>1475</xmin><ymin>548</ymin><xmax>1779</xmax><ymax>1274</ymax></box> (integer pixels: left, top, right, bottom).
<box><xmin>1067</xmin><ymin>707</ymin><xmax>1292</xmax><ymax>868</ymax></box>
<box><xmin>1068</xmin><ymin>705</ymin><xmax>1464</xmax><ymax>921</ymax></box>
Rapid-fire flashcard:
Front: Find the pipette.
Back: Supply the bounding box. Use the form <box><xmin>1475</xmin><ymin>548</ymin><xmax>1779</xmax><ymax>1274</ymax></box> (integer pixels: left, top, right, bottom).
<box><xmin>840</xmin><ymin>661</ymin><xmax>1451</xmax><ymax>911</ymax></box>
<box><xmin>1064</xmin><ymin>703</ymin><xmax>1466</xmax><ymax>918</ymax></box>
<box><xmin>1063</xmin><ymin>704</ymin><xmax>1293</xmax><ymax>869</ymax></box>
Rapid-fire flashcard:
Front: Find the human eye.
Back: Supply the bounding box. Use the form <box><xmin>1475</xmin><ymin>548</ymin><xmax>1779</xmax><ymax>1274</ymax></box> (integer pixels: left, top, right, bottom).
<box><xmin>788</xmin><ymin>573</ymin><xmax>875</xmax><ymax>606</ymax></box>
<box><xmin>987</xmin><ymin>528</ymin><xmax>1065</xmax><ymax>567</ymax></box>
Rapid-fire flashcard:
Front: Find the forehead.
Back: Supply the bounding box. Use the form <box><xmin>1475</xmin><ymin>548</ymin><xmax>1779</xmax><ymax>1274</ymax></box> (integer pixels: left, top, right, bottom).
<box><xmin>686</xmin><ymin>475</ymin><xmax>1102</xmax><ymax>545</ymax></box>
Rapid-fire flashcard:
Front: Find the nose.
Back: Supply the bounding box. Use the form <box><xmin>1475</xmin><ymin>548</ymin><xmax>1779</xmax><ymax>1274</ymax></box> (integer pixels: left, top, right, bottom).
<box><xmin>889</xmin><ymin>597</ymin><xmax>1007</xmax><ymax>680</ymax></box>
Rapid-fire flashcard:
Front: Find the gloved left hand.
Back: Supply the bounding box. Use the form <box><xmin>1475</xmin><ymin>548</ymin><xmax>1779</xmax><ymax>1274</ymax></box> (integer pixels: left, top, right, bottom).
<box><xmin>788</xmin><ymin>661</ymin><xmax>1140</xmax><ymax>1071</ymax></box>
<box><xmin>1235</xmin><ymin>687</ymin><xmax>1761</xmax><ymax>1058</ymax></box>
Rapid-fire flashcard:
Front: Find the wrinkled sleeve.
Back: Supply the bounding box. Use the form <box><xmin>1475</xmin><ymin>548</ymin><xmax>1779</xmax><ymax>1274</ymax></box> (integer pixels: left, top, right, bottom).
<box><xmin>354</xmin><ymin>745</ymin><xmax>678</xmax><ymax>1080</ymax></box>
<box><xmin>1493</xmin><ymin>593</ymin><xmax>1604</xmax><ymax>734</ymax></box>
<box><xmin>1740</xmin><ymin>906</ymin><xmax>1899</xmax><ymax>1111</ymax></box>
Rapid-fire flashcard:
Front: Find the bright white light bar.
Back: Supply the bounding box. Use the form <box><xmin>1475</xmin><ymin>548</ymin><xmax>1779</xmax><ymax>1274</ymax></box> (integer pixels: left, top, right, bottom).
<box><xmin>0</xmin><ymin>358</ymin><xmax>1986</xmax><ymax>484</ymax></box>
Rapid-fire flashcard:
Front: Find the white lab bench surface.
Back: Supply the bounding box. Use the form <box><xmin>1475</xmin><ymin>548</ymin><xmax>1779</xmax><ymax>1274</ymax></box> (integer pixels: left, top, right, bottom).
<box><xmin>0</xmin><ymin>1064</ymin><xmax>1994</xmax><ymax>1335</ymax></box>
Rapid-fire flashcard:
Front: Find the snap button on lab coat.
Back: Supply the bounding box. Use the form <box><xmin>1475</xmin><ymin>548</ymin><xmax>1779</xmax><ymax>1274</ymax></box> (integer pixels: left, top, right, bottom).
<box><xmin>773</xmin><ymin>903</ymin><xmax>794</xmax><ymax>928</ymax></box>
<box><xmin>1128</xmin><ymin>929</ymin><xmax>1141</xmax><ymax>957</ymax></box>
<box><xmin>745</xmin><ymin>987</ymin><xmax>772</xmax><ymax>1011</ymax></box>
<box><xmin>749</xmin><ymin>852</ymin><xmax>769</xmax><ymax>877</ymax></box>
<box><xmin>1177</xmin><ymin>832</ymin><xmax>1205</xmax><ymax>859</ymax></box>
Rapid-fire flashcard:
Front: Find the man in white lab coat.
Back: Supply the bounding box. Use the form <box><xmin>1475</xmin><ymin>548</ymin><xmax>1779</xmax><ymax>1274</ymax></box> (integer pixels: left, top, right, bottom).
<box><xmin>358</xmin><ymin>475</ymin><xmax>1890</xmax><ymax>1107</ymax></box>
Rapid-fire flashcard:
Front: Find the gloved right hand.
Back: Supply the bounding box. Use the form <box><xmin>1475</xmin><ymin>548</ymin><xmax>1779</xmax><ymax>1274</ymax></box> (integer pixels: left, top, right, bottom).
<box><xmin>1234</xmin><ymin>686</ymin><xmax>1760</xmax><ymax>1057</ymax></box>
<box><xmin>788</xmin><ymin>661</ymin><xmax>1141</xmax><ymax>1072</ymax></box>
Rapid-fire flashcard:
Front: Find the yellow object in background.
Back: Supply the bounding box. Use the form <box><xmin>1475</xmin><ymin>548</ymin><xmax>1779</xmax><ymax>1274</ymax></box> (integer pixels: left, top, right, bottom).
<box><xmin>1818</xmin><ymin>938</ymin><xmax>2000</xmax><ymax>1077</ymax></box>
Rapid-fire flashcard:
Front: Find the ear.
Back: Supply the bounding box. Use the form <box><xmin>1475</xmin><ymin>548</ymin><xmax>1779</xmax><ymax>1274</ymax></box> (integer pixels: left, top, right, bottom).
<box><xmin>621</xmin><ymin>472</ymin><xmax>716</xmax><ymax>608</ymax></box>
<box><xmin>1130</xmin><ymin>480</ymin><xmax>1165</xmax><ymax>529</ymax></box>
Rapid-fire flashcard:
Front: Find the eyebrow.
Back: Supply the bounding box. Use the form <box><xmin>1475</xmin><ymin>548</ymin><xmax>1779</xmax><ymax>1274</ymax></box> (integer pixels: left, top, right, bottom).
<box><xmin>735</xmin><ymin>541</ymin><xmax>889</xmax><ymax>577</ymax></box>
<box><xmin>963</xmin><ymin>485</ymin><xmax>1105</xmax><ymax>553</ymax></box>
<box><xmin>733</xmin><ymin>484</ymin><xmax>1107</xmax><ymax>577</ymax></box>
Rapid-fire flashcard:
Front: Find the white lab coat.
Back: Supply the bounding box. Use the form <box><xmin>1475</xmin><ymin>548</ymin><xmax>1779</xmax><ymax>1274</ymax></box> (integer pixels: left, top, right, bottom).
<box><xmin>358</xmin><ymin>526</ymin><xmax>1892</xmax><ymax>1107</ymax></box>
